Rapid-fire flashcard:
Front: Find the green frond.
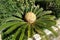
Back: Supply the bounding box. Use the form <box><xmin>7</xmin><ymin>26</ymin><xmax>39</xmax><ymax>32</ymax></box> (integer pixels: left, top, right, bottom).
<box><xmin>31</xmin><ymin>25</ymin><xmax>35</xmax><ymax>36</ymax></box>
<box><xmin>25</xmin><ymin>7</ymin><xmax>29</xmax><ymax>13</ymax></box>
<box><xmin>37</xmin><ymin>11</ymin><xmax>52</xmax><ymax>18</ymax></box>
<box><xmin>13</xmin><ymin>12</ymin><xmax>22</xmax><ymax>18</ymax></box>
<box><xmin>19</xmin><ymin>24</ymin><xmax>27</xmax><ymax>40</ymax></box>
<box><xmin>34</xmin><ymin>25</ymin><xmax>49</xmax><ymax>40</ymax></box>
<box><xmin>28</xmin><ymin>24</ymin><xmax>31</xmax><ymax>38</ymax></box>
<box><xmin>36</xmin><ymin>18</ymin><xmax>56</xmax><ymax>27</ymax></box>
<box><xmin>34</xmin><ymin>25</ymin><xmax>44</xmax><ymax>35</ymax></box>
<box><xmin>12</xmin><ymin>24</ymin><xmax>27</xmax><ymax>40</ymax></box>
<box><xmin>42</xmin><ymin>11</ymin><xmax>52</xmax><ymax>15</ymax></box>
<box><xmin>4</xmin><ymin>22</ymin><xmax>26</xmax><ymax>35</ymax></box>
<box><xmin>18</xmin><ymin>0</ymin><xmax>24</xmax><ymax>4</ymax></box>
<box><xmin>28</xmin><ymin>0</ymin><xmax>35</xmax><ymax>5</ymax></box>
<box><xmin>44</xmin><ymin>27</ymin><xmax>58</xmax><ymax>37</ymax></box>
<box><xmin>36</xmin><ymin>8</ymin><xmax>43</xmax><ymax>15</ymax></box>
<box><xmin>22</xmin><ymin>34</ymin><xmax>27</xmax><ymax>40</ymax></box>
<box><xmin>32</xmin><ymin>29</ymin><xmax>35</xmax><ymax>35</ymax></box>
<box><xmin>16</xmin><ymin>7</ymin><xmax>24</xmax><ymax>15</ymax></box>
<box><xmin>33</xmin><ymin>5</ymin><xmax>39</xmax><ymax>13</ymax></box>
<box><xmin>32</xmin><ymin>5</ymin><xmax>35</xmax><ymax>12</ymax></box>
<box><xmin>40</xmin><ymin>15</ymin><xmax>56</xmax><ymax>20</ymax></box>
<box><xmin>30</xmin><ymin>6</ymin><xmax>34</xmax><ymax>12</ymax></box>
<box><xmin>25</xmin><ymin>0</ymin><xmax>29</xmax><ymax>6</ymax></box>
<box><xmin>12</xmin><ymin>27</ymin><xmax>22</xmax><ymax>40</ymax></box>
<box><xmin>2</xmin><ymin>17</ymin><xmax>23</xmax><ymax>23</ymax></box>
<box><xmin>35</xmin><ymin>20</ymin><xmax>57</xmax><ymax>38</ymax></box>
<box><xmin>25</xmin><ymin>0</ymin><xmax>35</xmax><ymax>6</ymax></box>
<box><xmin>19</xmin><ymin>6</ymin><xmax>25</xmax><ymax>12</ymax></box>
<box><xmin>0</xmin><ymin>21</ymin><xmax>20</xmax><ymax>31</ymax></box>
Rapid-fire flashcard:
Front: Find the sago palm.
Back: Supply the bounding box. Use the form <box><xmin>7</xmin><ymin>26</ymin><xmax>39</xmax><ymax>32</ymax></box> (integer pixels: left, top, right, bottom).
<box><xmin>0</xmin><ymin>0</ymin><xmax>58</xmax><ymax>40</ymax></box>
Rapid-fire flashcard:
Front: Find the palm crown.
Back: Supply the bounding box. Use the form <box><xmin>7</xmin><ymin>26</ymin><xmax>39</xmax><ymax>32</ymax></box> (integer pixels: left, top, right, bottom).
<box><xmin>0</xmin><ymin>0</ymin><xmax>58</xmax><ymax>40</ymax></box>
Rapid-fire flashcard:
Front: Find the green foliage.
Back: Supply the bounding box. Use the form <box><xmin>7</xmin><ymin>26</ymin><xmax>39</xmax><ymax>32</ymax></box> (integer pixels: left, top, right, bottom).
<box><xmin>54</xmin><ymin>0</ymin><xmax>60</xmax><ymax>18</ymax></box>
<box><xmin>0</xmin><ymin>0</ymin><xmax>58</xmax><ymax>40</ymax></box>
<box><xmin>35</xmin><ymin>0</ymin><xmax>60</xmax><ymax>18</ymax></box>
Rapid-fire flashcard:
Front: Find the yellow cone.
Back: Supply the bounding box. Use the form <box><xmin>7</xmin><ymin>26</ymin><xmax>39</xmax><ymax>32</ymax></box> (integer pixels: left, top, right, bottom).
<box><xmin>25</xmin><ymin>12</ymin><xmax>36</xmax><ymax>24</ymax></box>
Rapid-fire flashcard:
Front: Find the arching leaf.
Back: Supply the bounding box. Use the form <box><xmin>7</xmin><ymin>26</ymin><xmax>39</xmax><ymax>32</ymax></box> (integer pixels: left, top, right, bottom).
<box><xmin>0</xmin><ymin>21</ymin><xmax>20</xmax><ymax>31</ymax></box>
<box><xmin>4</xmin><ymin>22</ymin><xmax>26</xmax><ymax>35</ymax></box>
<box><xmin>19</xmin><ymin>24</ymin><xmax>27</xmax><ymax>40</ymax></box>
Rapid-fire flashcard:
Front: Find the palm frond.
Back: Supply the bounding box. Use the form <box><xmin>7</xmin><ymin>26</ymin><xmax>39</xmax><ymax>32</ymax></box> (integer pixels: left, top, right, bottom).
<box><xmin>36</xmin><ymin>8</ymin><xmax>43</xmax><ymax>15</ymax></box>
<box><xmin>33</xmin><ymin>25</ymin><xmax>49</xmax><ymax>40</ymax></box>
<box><xmin>2</xmin><ymin>17</ymin><xmax>23</xmax><ymax>23</ymax></box>
<box><xmin>0</xmin><ymin>21</ymin><xmax>20</xmax><ymax>31</ymax></box>
<box><xmin>37</xmin><ymin>11</ymin><xmax>52</xmax><ymax>18</ymax></box>
<box><xmin>40</xmin><ymin>15</ymin><xmax>56</xmax><ymax>20</ymax></box>
<box><xmin>36</xmin><ymin>19</ymin><xmax>56</xmax><ymax>27</ymax></box>
<box><xmin>44</xmin><ymin>27</ymin><xmax>58</xmax><ymax>37</ymax></box>
<box><xmin>12</xmin><ymin>27</ymin><xmax>22</xmax><ymax>40</ymax></box>
<box><xmin>28</xmin><ymin>24</ymin><xmax>31</xmax><ymax>38</ymax></box>
<box><xmin>13</xmin><ymin>12</ymin><xmax>22</xmax><ymax>18</ymax></box>
<box><xmin>33</xmin><ymin>5</ymin><xmax>39</xmax><ymax>13</ymax></box>
<box><xmin>4</xmin><ymin>22</ymin><xmax>26</xmax><ymax>35</ymax></box>
<box><xmin>19</xmin><ymin>24</ymin><xmax>27</xmax><ymax>40</ymax></box>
